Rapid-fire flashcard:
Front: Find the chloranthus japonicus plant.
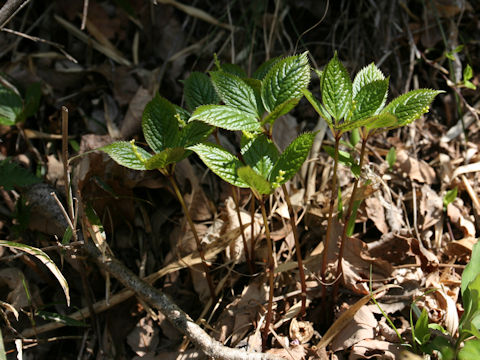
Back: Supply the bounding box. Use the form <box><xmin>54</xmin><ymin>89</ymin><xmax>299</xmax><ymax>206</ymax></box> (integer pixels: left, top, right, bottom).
<box><xmin>302</xmin><ymin>53</ymin><xmax>442</xmax><ymax>299</ymax></box>
<box><xmin>95</xmin><ymin>51</ymin><xmax>442</xmax><ymax>350</ymax></box>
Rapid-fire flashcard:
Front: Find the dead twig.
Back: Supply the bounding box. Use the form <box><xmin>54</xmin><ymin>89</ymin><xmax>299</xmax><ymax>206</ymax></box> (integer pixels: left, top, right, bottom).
<box><xmin>0</xmin><ymin>0</ymin><xmax>30</xmax><ymax>29</ymax></box>
<box><xmin>83</xmin><ymin>240</ymin><xmax>282</xmax><ymax>360</ymax></box>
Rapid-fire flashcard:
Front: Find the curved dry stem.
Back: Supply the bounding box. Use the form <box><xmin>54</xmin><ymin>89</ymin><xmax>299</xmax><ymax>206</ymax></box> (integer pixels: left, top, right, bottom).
<box><xmin>281</xmin><ymin>183</ymin><xmax>307</xmax><ymax>317</ymax></box>
<box><xmin>259</xmin><ymin>197</ymin><xmax>275</xmax><ymax>351</ymax></box>
<box><xmin>333</xmin><ymin>136</ymin><xmax>369</xmax><ymax>299</ymax></box>
<box><xmin>166</xmin><ymin>173</ymin><xmax>216</xmax><ymax>302</ymax></box>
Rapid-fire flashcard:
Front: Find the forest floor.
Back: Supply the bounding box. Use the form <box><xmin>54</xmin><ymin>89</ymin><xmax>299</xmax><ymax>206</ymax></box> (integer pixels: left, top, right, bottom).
<box><xmin>0</xmin><ymin>1</ymin><xmax>479</xmax><ymax>359</ymax></box>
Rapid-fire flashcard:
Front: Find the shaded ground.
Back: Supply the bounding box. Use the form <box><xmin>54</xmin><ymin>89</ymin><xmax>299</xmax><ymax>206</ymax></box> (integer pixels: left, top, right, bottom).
<box><xmin>0</xmin><ymin>0</ymin><xmax>479</xmax><ymax>359</ymax></box>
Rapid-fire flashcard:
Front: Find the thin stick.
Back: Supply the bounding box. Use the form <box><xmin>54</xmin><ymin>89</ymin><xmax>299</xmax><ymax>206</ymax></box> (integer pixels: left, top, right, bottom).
<box><xmin>320</xmin><ymin>133</ymin><xmax>340</xmax><ymax>298</ymax></box>
<box><xmin>333</xmin><ymin>136</ymin><xmax>368</xmax><ymax>298</ymax></box>
<box><xmin>0</xmin><ymin>0</ymin><xmax>30</xmax><ymax>29</ymax></box>
<box><xmin>83</xmin><ymin>240</ymin><xmax>282</xmax><ymax>360</ymax></box>
<box><xmin>259</xmin><ymin>197</ymin><xmax>275</xmax><ymax>351</ymax></box>
<box><xmin>281</xmin><ymin>184</ymin><xmax>306</xmax><ymax>317</ymax></box>
<box><xmin>61</xmin><ymin>107</ymin><xmax>75</xmax><ymax>233</ymax></box>
<box><xmin>166</xmin><ymin>174</ymin><xmax>216</xmax><ymax>302</ymax></box>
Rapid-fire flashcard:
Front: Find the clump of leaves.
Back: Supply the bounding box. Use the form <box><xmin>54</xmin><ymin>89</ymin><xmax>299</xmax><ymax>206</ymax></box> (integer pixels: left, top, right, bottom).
<box><xmin>406</xmin><ymin>240</ymin><xmax>480</xmax><ymax>359</ymax></box>
<box><xmin>303</xmin><ymin>52</ymin><xmax>442</xmax><ymax>298</ymax></box>
<box><xmin>188</xmin><ymin>53</ymin><xmax>314</xmax><ymax>347</ymax></box>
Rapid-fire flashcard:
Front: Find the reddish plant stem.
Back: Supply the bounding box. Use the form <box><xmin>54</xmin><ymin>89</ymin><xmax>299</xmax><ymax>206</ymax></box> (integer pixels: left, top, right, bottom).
<box><xmin>166</xmin><ymin>173</ymin><xmax>216</xmax><ymax>302</ymax></box>
<box><xmin>333</xmin><ymin>136</ymin><xmax>369</xmax><ymax>300</ymax></box>
<box><xmin>281</xmin><ymin>183</ymin><xmax>307</xmax><ymax>317</ymax></box>
<box><xmin>260</xmin><ymin>197</ymin><xmax>275</xmax><ymax>351</ymax></box>
<box><xmin>250</xmin><ymin>194</ymin><xmax>257</xmax><ymax>269</ymax></box>
<box><xmin>320</xmin><ymin>132</ymin><xmax>341</xmax><ymax>299</ymax></box>
<box><xmin>232</xmin><ymin>186</ymin><xmax>254</xmax><ymax>273</ymax></box>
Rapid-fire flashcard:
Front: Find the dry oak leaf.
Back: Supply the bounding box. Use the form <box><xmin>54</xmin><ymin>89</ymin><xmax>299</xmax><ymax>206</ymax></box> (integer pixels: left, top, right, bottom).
<box><xmin>396</xmin><ymin>149</ymin><xmax>436</xmax><ymax>184</ymax></box>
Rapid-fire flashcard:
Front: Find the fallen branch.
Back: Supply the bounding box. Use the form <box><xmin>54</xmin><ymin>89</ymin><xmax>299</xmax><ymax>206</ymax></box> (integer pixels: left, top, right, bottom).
<box><xmin>0</xmin><ymin>0</ymin><xmax>29</xmax><ymax>29</ymax></box>
<box><xmin>83</xmin><ymin>240</ymin><xmax>282</xmax><ymax>360</ymax></box>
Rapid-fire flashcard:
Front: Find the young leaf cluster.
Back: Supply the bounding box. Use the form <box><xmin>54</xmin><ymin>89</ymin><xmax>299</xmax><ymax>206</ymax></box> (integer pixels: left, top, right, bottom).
<box><xmin>0</xmin><ymin>158</ymin><xmax>41</xmax><ymax>190</ymax></box>
<box><xmin>407</xmin><ymin>240</ymin><xmax>480</xmax><ymax>359</ymax></box>
<box><xmin>304</xmin><ymin>52</ymin><xmax>442</xmax><ymax>136</ymax></box>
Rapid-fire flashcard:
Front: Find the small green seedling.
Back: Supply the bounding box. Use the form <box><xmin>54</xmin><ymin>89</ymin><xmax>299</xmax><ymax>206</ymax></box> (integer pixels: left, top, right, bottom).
<box><xmin>188</xmin><ymin>53</ymin><xmax>314</xmax><ymax>348</ymax></box>
<box><xmin>443</xmin><ymin>187</ymin><xmax>458</xmax><ymax>211</ymax></box>
<box><xmin>386</xmin><ymin>147</ymin><xmax>396</xmax><ymax>170</ymax></box>
<box><xmin>303</xmin><ymin>53</ymin><xmax>442</xmax><ymax>299</ymax></box>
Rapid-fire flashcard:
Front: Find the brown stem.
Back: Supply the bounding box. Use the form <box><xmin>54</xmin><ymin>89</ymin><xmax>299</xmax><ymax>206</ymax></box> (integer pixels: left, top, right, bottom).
<box><xmin>166</xmin><ymin>173</ymin><xmax>216</xmax><ymax>302</ymax></box>
<box><xmin>260</xmin><ymin>197</ymin><xmax>274</xmax><ymax>351</ymax></box>
<box><xmin>232</xmin><ymin>186</ymin><xmax>254</xmax><ymax>273</ymax></box>
<box><xmin>250</xmin><ymin>194</ymin><xmax>257</xmax><ymax>269</ymax></box>
<box><xmin>333</xmin><ymin>136</ymin><xmax>368</xmax><ymax>299</ymax></box>
<box><xmin>281</xmin><ymin>184</ymin><xmax>306</xmax><ymax>317</ymax></box>
<box><xmin>321</xmin><ymin>133</ymin><xmax>341</xmax><ymax>298</ymax></box>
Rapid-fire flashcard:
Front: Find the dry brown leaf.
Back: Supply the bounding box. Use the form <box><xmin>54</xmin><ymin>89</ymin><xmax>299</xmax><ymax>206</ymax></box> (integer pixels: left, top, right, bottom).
<box><xmin>225</xmin><ymin>196</ymin><xmax>262</xmax><ymax>262</ymax></box>
<box><xmin>267</xmin><ymin>345</ymin><xmax>306</xmax><ymax>360</ymax></box>
<box><xmin>396</xmin><ymin>149</ymin><xmax>436</xmax><ymax>184</ymax></box>
<box><xmin>214</xmin><ymin>277</ymin><xmax>267</xmax><ymax>346</ymax></box>
<box><xmin>289</xmin><ymin>318</ymin><xmax>314</xmax><ymax>344</ymax></box>
<box><xmin>120</xmin><ymin>87</ymin><xmax>152</xmax><ymax>139</ymax></box>
<box><xmin>419</xmin><ymin>184</ymin><xmax>443</xmax><ymax>230</ymax></box>
<box><xmin>331</xmin><ymin>305</ymin><xmax>377</xmax><ymax>352</ymax></box>
<box><xmin>365</xmin><ymin>195</ymin><xmax>388</xmax><ymax>234</ymax></box>
<box><xmin>127</xmin><ymin>316</ymin><xmax>159</xmax><ymax>357</ymax></box>
<box><xmin>349</xmin><ymin>339</ymin><xmax>403</xmax><ymax>360</ymax></box>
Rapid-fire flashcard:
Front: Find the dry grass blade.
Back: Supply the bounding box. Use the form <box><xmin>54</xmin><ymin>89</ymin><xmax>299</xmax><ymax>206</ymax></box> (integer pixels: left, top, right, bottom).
<box><xmin>0</xmin><ymin>240</ymin><xmax>70</xmax><ymax>306</ymax></box>
<box><xmin>316</xmin><ymin>284</ymin><xmax>398</xmax><ymax>349</ymax></box>
<box><xmin>155</xmin><ymin>0</ymin><xmax>234</xmax><ymax>31</ymax></box>
<box><xmin>54</xmin><ymin>14</ymin><xmax>131</xmax><ymax>66</ymax></box>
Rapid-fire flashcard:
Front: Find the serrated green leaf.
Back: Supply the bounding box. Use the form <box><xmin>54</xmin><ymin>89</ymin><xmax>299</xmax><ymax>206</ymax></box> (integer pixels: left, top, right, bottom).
<box><xmin>99</xmin><ymin>141</ymin><xmax>152</xmax><ymax>170</ymax></box>
<box><xmin>459</xmin><ymin>339</ymin><xmax>480</xmax><ymax>360</ymax></box>
<box><xmin>183</xmin><ymin>72</ymin><xmax>219</xmax><ymax>111</ymax></box>
<box><xmin>0</xmin><ymin>158</ymin><xmax>41</xmax><ymax>190</ymax></box>
<box><xmin>220</xmin><ymin>63</ymin><xmax>247</xmax><ymax>78</ymax></box>
<box><xmin>351</xmin><ymin>79</ymin><xmax>389</xmax><ymax>122</ymax></box>
<box><xmin>243</xmin><ymin>78</ymin><xmax>266</xmax><ymax>116</ymax></box>
<box><xmin>210</xmin><ymin>71</ymin><xmax>258</xmax><ymax>116</ymax></box>
<box><xmin>0</xmin><ymin>240</ymin><xmax>70</xmax><ymax>306</ymax></box>
<box><xmin>261</xmin><ymin>52</ymin><xmax>310</xmax><ymax>112</ymax></box>
<box><xmin>364</xmin><ymin>113</ymin><xmax>399</xmax><ymax>131</ymax></box>
<box><xmin>237</xmin><ymin>166</ymin><xmax>272</xmax><ymax>195</ymax></box>
<box><xmin>352</xmin><ymin>63</ymin><xmax>385</xmax><ymax>98</ymax></box>
<box><xmin>252</xmin><ymin>57</ymin><xmax>281</xmax><ymax>80</ymax></box>
<box><xmin>323</xmin><ymin>145</ymin><xmax>355</xmax><ymax>167</ymax></box>
<box><xmin>241</xmin><ymin>135</ymin><xmax>279</xmax><ymax>177</ymax></box>
<box><xmin>189</xmin><ymin>143</ymin><xmax>248</xmax><ymax>188</ymax></box>
<box><xmin>301</xmin><ymin>88</ymin><xmax>333</xmax><ymax>128</ymax></box>
<box><xmin>142</xmin><ymin>95</ymin><xmax>180</xmax><ymax>152</ymax></box>
<box><xmin>269</xmin><ymin>132</ymin><xmax>316</xmax><ymax>186</ymax></box>
<box><xmin>145</xmin><ymin>148</ymin><xmax>186</xmax><ymax>170</ymax></box>
<box><xmin>320</xmin><ymin>53</ymin><xmax>352</xmax><ymax>121</ymax></box>
<box><xmin>179</xmin><ymin>120</ymin><xmax>213</xmax><ymax>147</ymax></box>
<box><xmin>0</xmin><ymin>85</ymin><xmax>23</xmax><ymax>126</ymax></box>
<box><xmin>190</xmin><ymin>105</ymin><xmax>261</xmax><ymax>132</ymax></box>
<box><xmin>261</xmin><ymin>97</ymin><xmax>300</xmax><ymax>125</ymax></box>
<box><xmin>381</xmin><ymin>89</ymin><xmax>442</xmax><ymax>126</ymax></box>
